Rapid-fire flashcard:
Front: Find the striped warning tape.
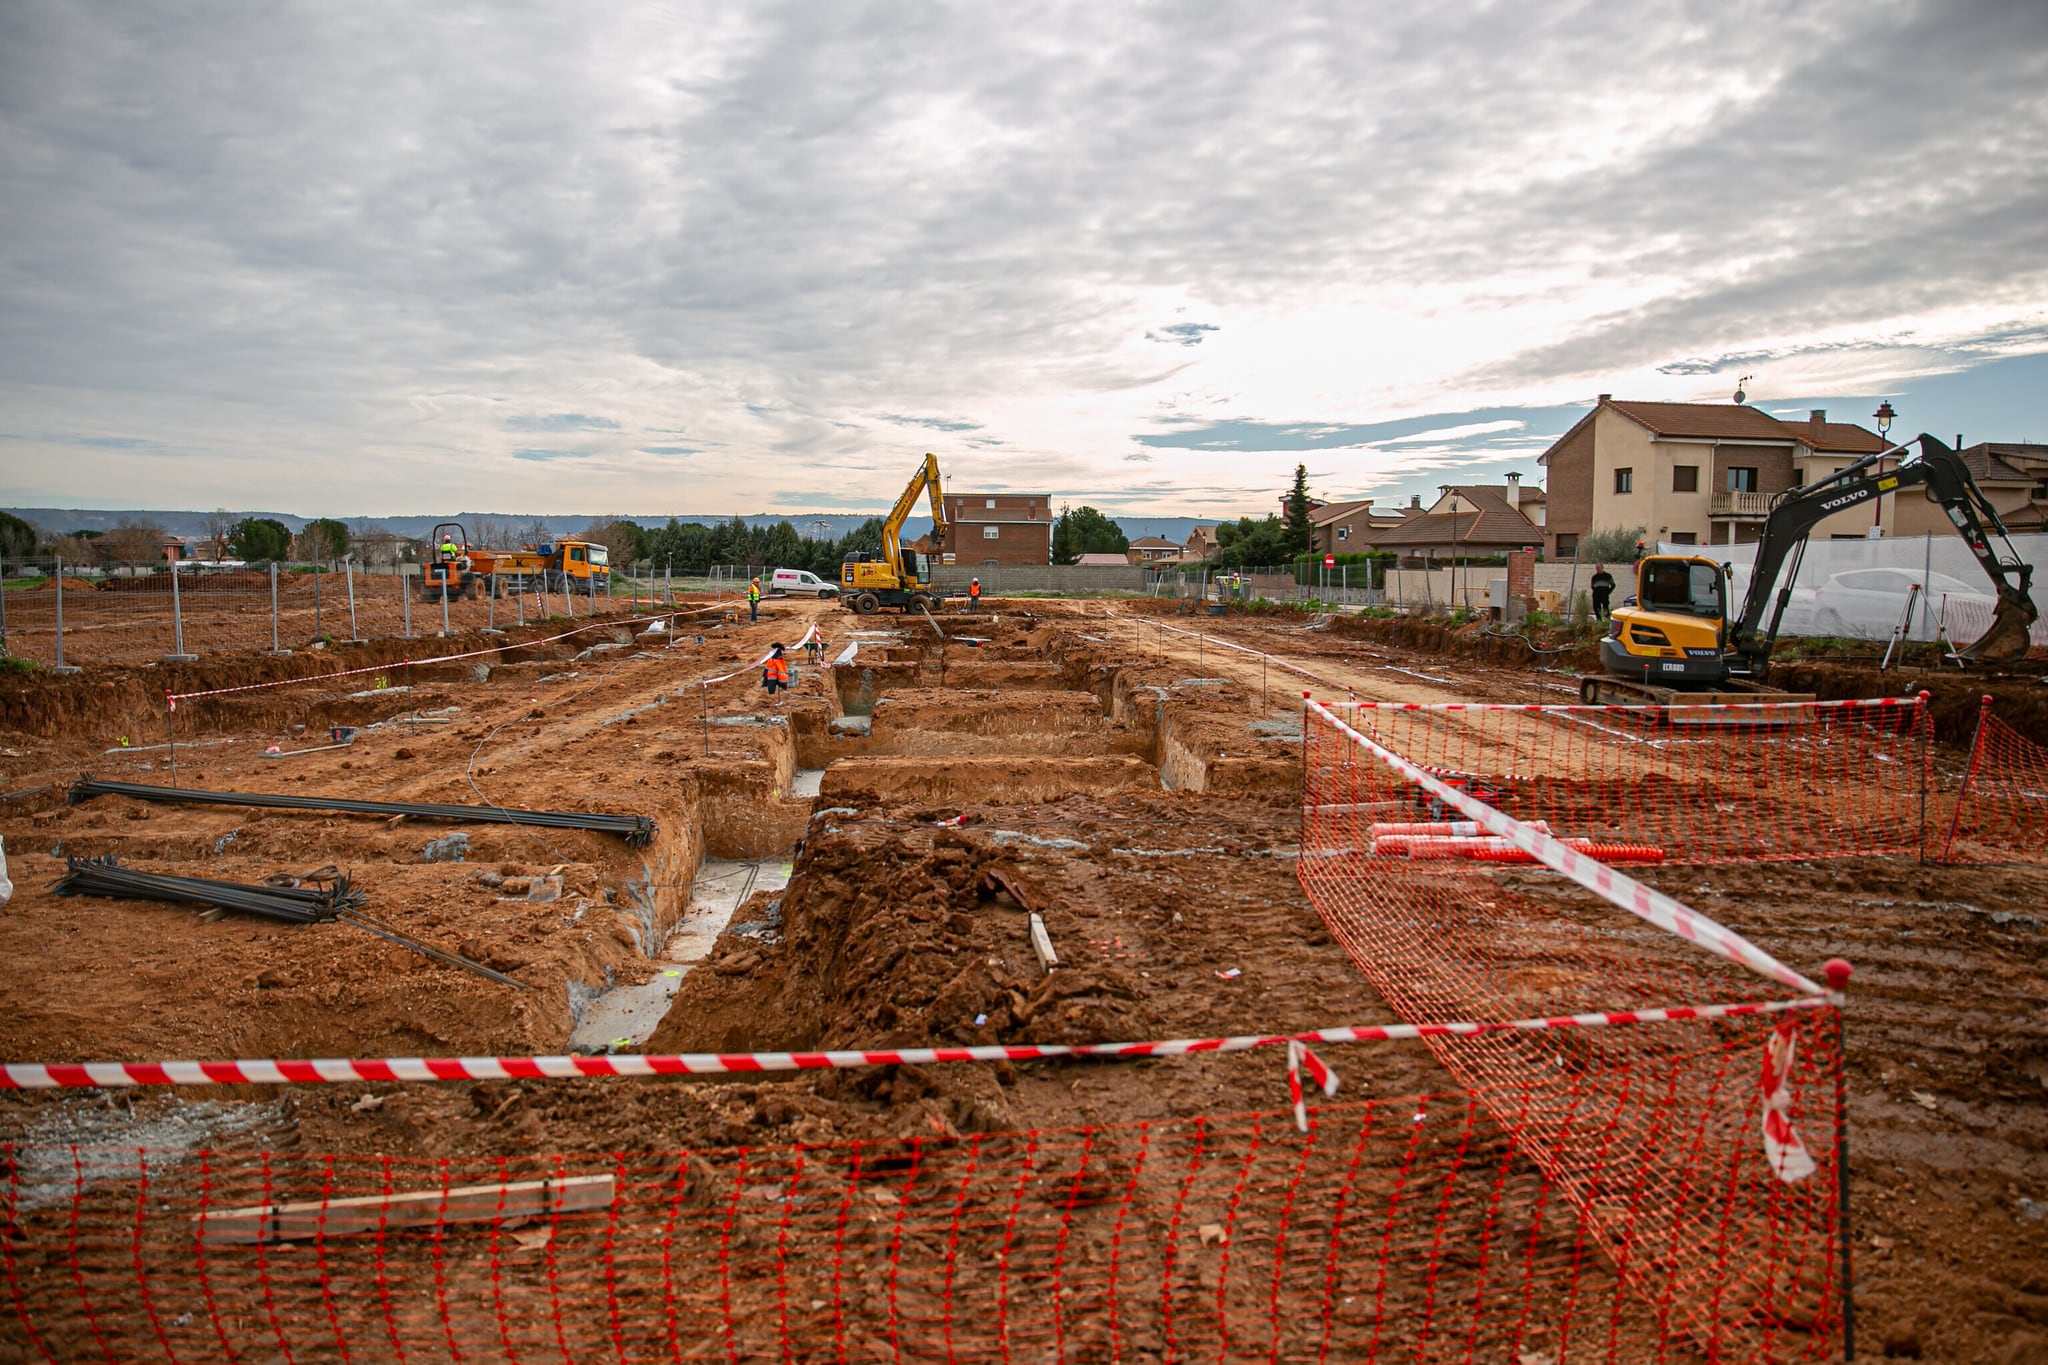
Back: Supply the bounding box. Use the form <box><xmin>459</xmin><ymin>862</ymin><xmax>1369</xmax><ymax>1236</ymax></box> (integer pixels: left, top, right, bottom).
<box><xmin>0</xmin><ymin>996</ymin><xmax>1828</xmax><ymax>1093</ymax></box>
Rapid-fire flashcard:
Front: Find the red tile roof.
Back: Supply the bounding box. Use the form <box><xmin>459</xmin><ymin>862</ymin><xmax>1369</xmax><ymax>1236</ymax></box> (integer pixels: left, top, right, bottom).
<box><xmin>1368</xmin><ymin>486</ymin><xmax>1541</xmax><ymax>550</ymax></box>
<box><xmin>1605</xmin><ymin>401</ymin><xmax>1799</xmax><ymax>442</ymax></box>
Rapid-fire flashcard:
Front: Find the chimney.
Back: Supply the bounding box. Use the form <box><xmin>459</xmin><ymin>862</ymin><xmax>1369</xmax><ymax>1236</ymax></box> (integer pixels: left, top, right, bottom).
<box><xmin>1410</xmin><ymin>493</ymin><xmax>1421</xmax><ymax>509</ymax></box>
<box><xmin>1597</xmin><ymin>393</ymin><xmax>1611</xmax><ymax>402</ymax></box>
<box><xmin>1957</xmin><ymin>433</ymin><xmax>1964</xmax><ymax>451</ymax></box>
<box><xmin>1505</xmin><ymin>471</ymin><xmax>1522</xmax><ymax>509</ymax></box>
<box><xmin>1809</xmin><ymin>409</ymin><xmax>1826</xmax><ymax>445</ymax></box>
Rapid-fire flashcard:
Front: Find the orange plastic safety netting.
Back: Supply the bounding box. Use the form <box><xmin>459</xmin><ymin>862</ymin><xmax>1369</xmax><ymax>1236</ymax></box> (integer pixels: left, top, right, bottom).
<box><xmin>1939</xmin><ymin>700</ymin><xmax>2048</xmax><ymax>863</ymax></box>
<box><xmin>1298</xmin><ymin>697</ymin><xmax>1849</xmax><ymax>1361</ymax></box>
<box><xmin>4</xmin><ymin>1078</ymin><xmax>1843</xmax><ymax>1364</ymax></box>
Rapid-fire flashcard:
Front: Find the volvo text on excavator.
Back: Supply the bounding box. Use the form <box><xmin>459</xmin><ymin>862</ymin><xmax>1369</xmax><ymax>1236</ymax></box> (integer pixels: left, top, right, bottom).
<box><xmin>840</xmin><ymin>453</ymin><xmax>950</xmax><ymax>615</ymax></box>
<box><xmin>1584</xmin><ymin>433</ymin><xmax>2038</xmax><ymax>708</ymax></box>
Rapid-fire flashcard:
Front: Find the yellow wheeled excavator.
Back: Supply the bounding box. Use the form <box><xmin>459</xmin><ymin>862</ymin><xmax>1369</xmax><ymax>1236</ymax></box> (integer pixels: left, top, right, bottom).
<box><xmin>840</xmin><ymin>453</ymin><xmax>951</xmax><ymax>615</ymax></box>
<box><xmin>1584</xmin><ymin>433</ymin><xmax>2038</xmax><ymax>708</ymax></box>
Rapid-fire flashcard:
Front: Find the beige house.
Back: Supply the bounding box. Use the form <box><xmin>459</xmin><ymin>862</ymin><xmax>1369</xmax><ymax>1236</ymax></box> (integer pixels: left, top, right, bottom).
<box><xmin>1538</xmin><ymin>399</ymin><xmax>1888</xmax><ymax>555</ymax></box>
<box><xmin>1368</xmin><ymin>482</ymin><xmax>1544</xmax><ymax>564</ymax></box>
<box><xmin>1954</xmin><ymin>443</ymin><xmax>2048</xmax><ymax>532</ymax></box>
<box><xmin>1127</xmin><ymin>535</ymin><xmax>1183</xmax><ymax>564</ymax></box>
<box><xmin>1181</xmin><ymin>525</ymin><xmax>1221</xmax><ymax>563</ymax></box>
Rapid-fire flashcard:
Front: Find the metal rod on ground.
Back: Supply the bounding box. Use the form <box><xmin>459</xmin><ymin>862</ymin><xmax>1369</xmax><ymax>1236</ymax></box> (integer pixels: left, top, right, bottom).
<box><xmin>345</xmin><ymin>557</ymin><xmax>358</xmax><ymax>640</ymax></box>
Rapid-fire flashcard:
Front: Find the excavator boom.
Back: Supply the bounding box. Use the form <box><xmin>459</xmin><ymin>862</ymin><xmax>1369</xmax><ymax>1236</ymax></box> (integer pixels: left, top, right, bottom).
<box><xmin>842</xmin><ymin>453</ymin><xmax>950</xmax><ymax>614</ymax></box>
<box><xmin>1732</xmin><ymin>433</ymin><xmax>2037</xmax><ymax>669</ymax></box>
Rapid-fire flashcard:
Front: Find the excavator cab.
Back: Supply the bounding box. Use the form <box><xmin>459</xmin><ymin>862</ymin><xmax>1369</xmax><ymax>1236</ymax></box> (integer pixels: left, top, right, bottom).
<box><xmin>1599</xmin><ymin>555</ymin><xmax>1732</xmax><ymax>687</ymax></box>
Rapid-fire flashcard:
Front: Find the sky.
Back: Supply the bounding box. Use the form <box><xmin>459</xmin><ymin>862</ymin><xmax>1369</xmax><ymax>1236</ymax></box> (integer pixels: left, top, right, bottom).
<box><xmin>2</xmin><ymin>0</ymin><xmax>2045</xmax><ymax>521</ymax></box>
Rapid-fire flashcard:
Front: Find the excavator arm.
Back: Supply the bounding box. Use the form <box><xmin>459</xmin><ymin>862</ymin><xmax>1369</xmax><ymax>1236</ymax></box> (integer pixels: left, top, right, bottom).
<box><xmin>1730</xmin><ymin>433</ymin><xmax>2037</xmax><ymax>671</ymax></box>
<box><xmin>877</xmin><ymin>453</ymin><xmax>946</xmax><ymax>585</ymax></box>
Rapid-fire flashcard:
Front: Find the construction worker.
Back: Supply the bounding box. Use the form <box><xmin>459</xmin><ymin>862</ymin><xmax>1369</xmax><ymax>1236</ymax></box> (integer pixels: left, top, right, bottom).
<box><xmin>747</xmin><ymin>577</ymin><xmax>761</xmax><ymax>622</ymax></box>
<box><xmin>762</xmin><ymin>643</ymin><xmax>789</xmax><ymax>696</ymax></box>
<box><xmin>968</xmin><ymin>577</ymin><xmax>981</xmax><ymax>611</ymax></box>
<box><xmin>1590</xmin><ymin>564</ymin><xmax>1615</xmax><ymax>620</ymax></box>
<box><xmin>439</xmin><ymin>535</ymin><xmax>459</xmax><ymax>561</ymax></box>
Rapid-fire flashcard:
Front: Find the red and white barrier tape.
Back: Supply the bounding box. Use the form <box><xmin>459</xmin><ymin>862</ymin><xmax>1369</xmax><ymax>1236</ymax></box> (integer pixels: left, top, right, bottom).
<box><xmin>1760</xmin><ymin>1016</ymin><xmax>1817</xmax><ymax>1182</ymax></box>
<box><xmin>694</xmin><ymin>622</ymin><xmax>824</xmax><ymax>689</ymax></box>
<box><xmin>1333</xmin><ymin>693</ymin><xmax>1926</xmax><ymax>717</ymax></box>
<box><xmin>0</xmin><ymin>996</ymin><xmax>1826</xmax><ymax>1094</ymax></box>
<box><xmin>165</xmin><ymin>600</ymin><xmax>747</xmax><ymax>708</ymax></box>
<box><xmin>1306</xmin><ymin>695</ymin><xmax>1828</xmax><ymax>997</ymax></box>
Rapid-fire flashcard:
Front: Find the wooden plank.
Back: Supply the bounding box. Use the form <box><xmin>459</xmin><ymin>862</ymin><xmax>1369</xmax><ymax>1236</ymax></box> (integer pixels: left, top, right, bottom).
<box><xmin>192</xmin><ymin>1173</ymin><xmax>615</xmax><ymax>1246</ymax></box>
<box><xmin>1028</xmin><ymin>912</ymin><xmax>1059</xmax><ymax>972</ymax></box>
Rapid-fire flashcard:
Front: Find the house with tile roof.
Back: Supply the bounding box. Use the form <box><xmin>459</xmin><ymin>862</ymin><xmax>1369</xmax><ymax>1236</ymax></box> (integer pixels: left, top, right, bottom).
<box><xmin>1367</xmin><ymin>480</ymin><xmax>1544</xmax><ymax>564</ymax></box>
<box><xmin>1306</xmin><ymin>498</ymin><xmax>1428</xmax><ymax>555</ymax></box>
<box><xmin>1954</xmin><ymin>442</ymin><xmax>2048</xmax><ymax>532</ymax></box>
<box><xmin>1180</xmin><ymin>524</ymin><xmax>1221</xmax><ymax>563</ymax></box>
<box><xmin>1126</xmin><ymin>535</ymin><xmax>1184</xmax><ymax>564</ymax></box>
<box><xmin>1537</xmin><ymin>398</ymin><xmax>1894</xmax><ymax>555</ymax></box>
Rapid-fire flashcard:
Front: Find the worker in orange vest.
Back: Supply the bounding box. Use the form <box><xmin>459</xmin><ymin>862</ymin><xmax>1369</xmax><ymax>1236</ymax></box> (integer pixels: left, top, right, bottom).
<box><xmin>762</xmin><ymin>643</ymin><xmax>789</xmax><ymax>695</ymax></box>
<box><xmin>968</xmin><ymin>577</ymin><xmax>981</xmax><ymax>612</ymax></box>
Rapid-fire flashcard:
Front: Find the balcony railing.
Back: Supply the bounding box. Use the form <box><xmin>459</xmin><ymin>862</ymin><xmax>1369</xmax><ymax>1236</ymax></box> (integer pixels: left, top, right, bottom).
<box><xmin>1711</xmin><ymin>490</ymin><xmax>1772</xmax><ymax>518</ymax></box>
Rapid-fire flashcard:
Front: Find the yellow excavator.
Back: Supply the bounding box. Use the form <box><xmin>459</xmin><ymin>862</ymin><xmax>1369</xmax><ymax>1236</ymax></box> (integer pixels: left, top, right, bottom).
<box><xmin>840</xmin><ymin>453</ymin><xmax>951</xmax><ymax>615</ymax></box>
<box><xmin>1584</xmin><ymin>434</ymin><xmax>2038</xmax><ymax>707</ymax></box>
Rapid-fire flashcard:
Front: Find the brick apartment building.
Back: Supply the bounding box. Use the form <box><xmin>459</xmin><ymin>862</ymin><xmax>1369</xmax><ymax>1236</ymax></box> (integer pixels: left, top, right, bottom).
<box><xmin>942</xmin><ymin>492</ymin><xmax>1052</xmax><ymax>565</ymax></box>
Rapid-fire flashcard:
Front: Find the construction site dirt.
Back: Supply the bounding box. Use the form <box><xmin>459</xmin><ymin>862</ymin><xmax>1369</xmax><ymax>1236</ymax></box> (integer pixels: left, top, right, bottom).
<box><xmin>2</xmin><ymin>595</ymin><xmax>2044</xmax><ymax>1363</ymax></box>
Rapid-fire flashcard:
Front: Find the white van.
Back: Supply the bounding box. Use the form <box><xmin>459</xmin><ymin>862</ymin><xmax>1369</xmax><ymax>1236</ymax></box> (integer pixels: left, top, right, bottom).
<box><xmin>769</xmin><ymin>567</ymin><xmax>839</xmax><ymax>598</ymax></box>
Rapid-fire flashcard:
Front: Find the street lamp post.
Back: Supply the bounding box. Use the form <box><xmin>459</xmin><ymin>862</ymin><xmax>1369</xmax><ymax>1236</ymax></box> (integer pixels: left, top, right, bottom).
<box><xmin>1872</xmin><ymin>401</ymin><xmax>1897</xmax><ymax>535</ymax></box>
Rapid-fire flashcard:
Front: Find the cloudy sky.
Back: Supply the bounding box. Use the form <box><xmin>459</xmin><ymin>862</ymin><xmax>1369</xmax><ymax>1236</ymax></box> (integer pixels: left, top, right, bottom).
<box><xmin>3</xmin><ymin>0</ymin><xmax>2045</xmax><ymax>519</ymax></box>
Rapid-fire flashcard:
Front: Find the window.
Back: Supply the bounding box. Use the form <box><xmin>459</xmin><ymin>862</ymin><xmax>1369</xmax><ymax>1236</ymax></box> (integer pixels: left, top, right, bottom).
<box><xmin>1555</xmin><ymin>534</ymin><xmax>1578</xmax><ymax>556</ymax></box>
<box><xmin>1336</xmin><ymin>526</ymin><xmax>1350</xmax><ymax>541</ymax></box>
<box><xmin>2034</xmin><ymin>481</ymin><xmax>2048</xmax><ymax>499</ymax></box>
<box><xmin>985</xmin><ymin>498</ymin><xmax>996</xmax><ymax>509</ymax></box>
<box><xmin>1670</xmin><ymin>531</ymin><xmax>1698</xmax><ymax>545</ymax></box>
<box><xmin>1727</xmin><ymin>467</ymin><xmax>1758</xmax><ymax>493</ymax></box>
<box><xmin>1673</xmin><ymin>465</ymin><xmax>1699</xmax><ymax>493</ymax></box>
<box><xmin>1614</xmin><ymin>468</ymin><xmax>1633</xmax><ymax>494</ymax></box>
<box><xmin>1640</xmin><ymin>560</ymin><xmax>1723</xmax><ymax>617</ymax></box>
<box><xmin>1792</xmin><ymin>468</ymin><xmax>1805</xmax><ymax>487</ymax></box>
<box><xmin>982</xmin><ymin>526</ymin><xmax>1000</xmax><ymax>540</ymax></box>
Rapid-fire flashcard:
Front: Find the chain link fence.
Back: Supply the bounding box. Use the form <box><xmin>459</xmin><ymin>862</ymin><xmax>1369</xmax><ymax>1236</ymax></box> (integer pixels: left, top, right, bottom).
<box><xmin>0</xmin><ymin>559</ymin><xmax>724</xmax><ymax>668</ymax></box>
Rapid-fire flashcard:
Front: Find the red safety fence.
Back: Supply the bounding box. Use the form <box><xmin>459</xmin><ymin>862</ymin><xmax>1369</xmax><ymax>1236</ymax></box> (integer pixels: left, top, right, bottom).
<box><xmin>1298</xmin><ymin>696</ymin><xmax>1847</xmax><ymax>1360</ymax></box>
<box><xmin>1942</xmin><ymin>697</ymin><xmax>2048</xmax><ymax>863</ymax></box>
<box><xmin>3</xmin><ymin>1074</ymin><xmax>1844</xmax><ymax>1364</ymax></box>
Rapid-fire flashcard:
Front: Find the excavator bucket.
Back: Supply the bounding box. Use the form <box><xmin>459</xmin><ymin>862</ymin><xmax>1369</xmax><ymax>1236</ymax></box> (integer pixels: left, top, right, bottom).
<box><xmin>1958</xmin><ymin>588</ymin><xmax>2040</xmax><ymax>661</ymax></box>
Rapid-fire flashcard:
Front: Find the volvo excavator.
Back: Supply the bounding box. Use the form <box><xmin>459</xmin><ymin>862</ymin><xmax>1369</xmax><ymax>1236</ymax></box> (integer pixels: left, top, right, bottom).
<box><xmin>840</xmin><ymin>452</ymin><xmax>951</xmax><ymax>615</ymax></box>
<box><xmin>1583</xmin><ymin>433</ymin><xmax>2038</xmax><ymax>710</ymax></box>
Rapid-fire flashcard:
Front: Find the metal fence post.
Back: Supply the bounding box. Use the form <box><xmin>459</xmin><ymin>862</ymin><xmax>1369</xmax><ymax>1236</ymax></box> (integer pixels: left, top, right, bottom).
<box><xmin>312</xmin><ymin>563</ymin><xmax>323</xmax><ymax>641</ymax></box>
<box><xmin>52</xmin><ymin>556</ymin><xmax>79</xmax><ymax>673</ymax></box>
<box><xmin>516</xmin><ymin>580</ymin><xmax>524</xmax><ymax>627</ymax></box>
<box><xmin>563</xmin><ymin>573</ymin><xmax>574</xmax><ymax>618</ymax></box>
<box><xmin>488</xmin><ymin>574</ymin><xmax>497</xmax><ymax>631</ymax></box>
<box><xmin>401</xmin><ymin>570</ymin><xmax>412</xmax><ymax>638</ymax></box>
<box><xmin>440</xmin><ymin>573</ymin><xmax>451</xmax><ymax>637</ymax></box>
<box><xmin>0</xmin><ymin>558</ymin><xmax>9</xmax><ymax>655</ymax></box>
<box><xmin>165</xmin><ymin>563</ymin><xmax>196</xmax><ymax>661</ymax></box>
<box><xmin>344</xmin><ymin>557</ymin><xmax>360</xmax><ymax>642</ymax></box>
<box><xmin>266</xmin><ymin>563</ymin><xmax>289</xmax><ymax>654</ymax></box>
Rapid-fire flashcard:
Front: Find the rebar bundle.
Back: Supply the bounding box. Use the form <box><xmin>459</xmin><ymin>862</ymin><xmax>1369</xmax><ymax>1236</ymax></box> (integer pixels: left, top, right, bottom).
<box><xmin>50</xmin><ymin>855</ymin><xmax>363</xmax><ymax>924</ymax></box>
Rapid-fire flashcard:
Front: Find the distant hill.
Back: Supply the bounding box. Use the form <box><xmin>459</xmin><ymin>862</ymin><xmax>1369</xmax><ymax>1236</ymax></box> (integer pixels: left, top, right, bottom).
<box><xmin>5</xmin><ymin>508</ymin><xmax>1217</xmax><ymax>546</ymax></box>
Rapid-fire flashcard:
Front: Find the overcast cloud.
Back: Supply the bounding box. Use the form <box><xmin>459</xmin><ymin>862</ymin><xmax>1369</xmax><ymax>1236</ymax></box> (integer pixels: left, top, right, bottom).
<box><xmin>2</xmin><ymin>0</ymin><xmax>2044</xmax><ymax>517</ymax></box>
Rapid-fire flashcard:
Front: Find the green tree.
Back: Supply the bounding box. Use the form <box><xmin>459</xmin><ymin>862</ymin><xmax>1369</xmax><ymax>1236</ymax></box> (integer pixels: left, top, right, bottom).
<box><xmin>1215</xmin><ymin>515</ymin><xmax>1286</xmax><ymax>568</ymax></box>
<box><xmin>298</xmin><ymin>518</ymin><xmax>350</xmax><ymax>561</ymax></box>
<box><xmin>1050</xmin><ymin>505</ymin><xmax>1130</xmax><ymax>564</ymax></box>
<box><xmin>0</xmin><ymin>511</ymin><xmax>38</xmax><ymax>559</ymax></box>
<box><xmin>1281</xmin><ymin>464</ymin><xmax>1314</xmax><ymax>558</ymax></box>
<box><xmin>229</xmin><ymin>516</ymin><xmax>292</xmax><ymax>562</ymax></box>
<box><xmin>1577</xmin><ymin>524</ymin><xmax>1647</xmax><ymax>563</ymax></box>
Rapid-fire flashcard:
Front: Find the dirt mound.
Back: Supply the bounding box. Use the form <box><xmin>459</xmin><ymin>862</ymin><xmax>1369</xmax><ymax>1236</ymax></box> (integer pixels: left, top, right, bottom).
<box><xmin>650</xmin><ymin>822</ymin><xmax>1156</xmax><ymax>1058</ymax></box>
<box><xmin>18</xmin><ymin>576</ymin><xmax>102</xmax><ymax>592</ymax></box>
